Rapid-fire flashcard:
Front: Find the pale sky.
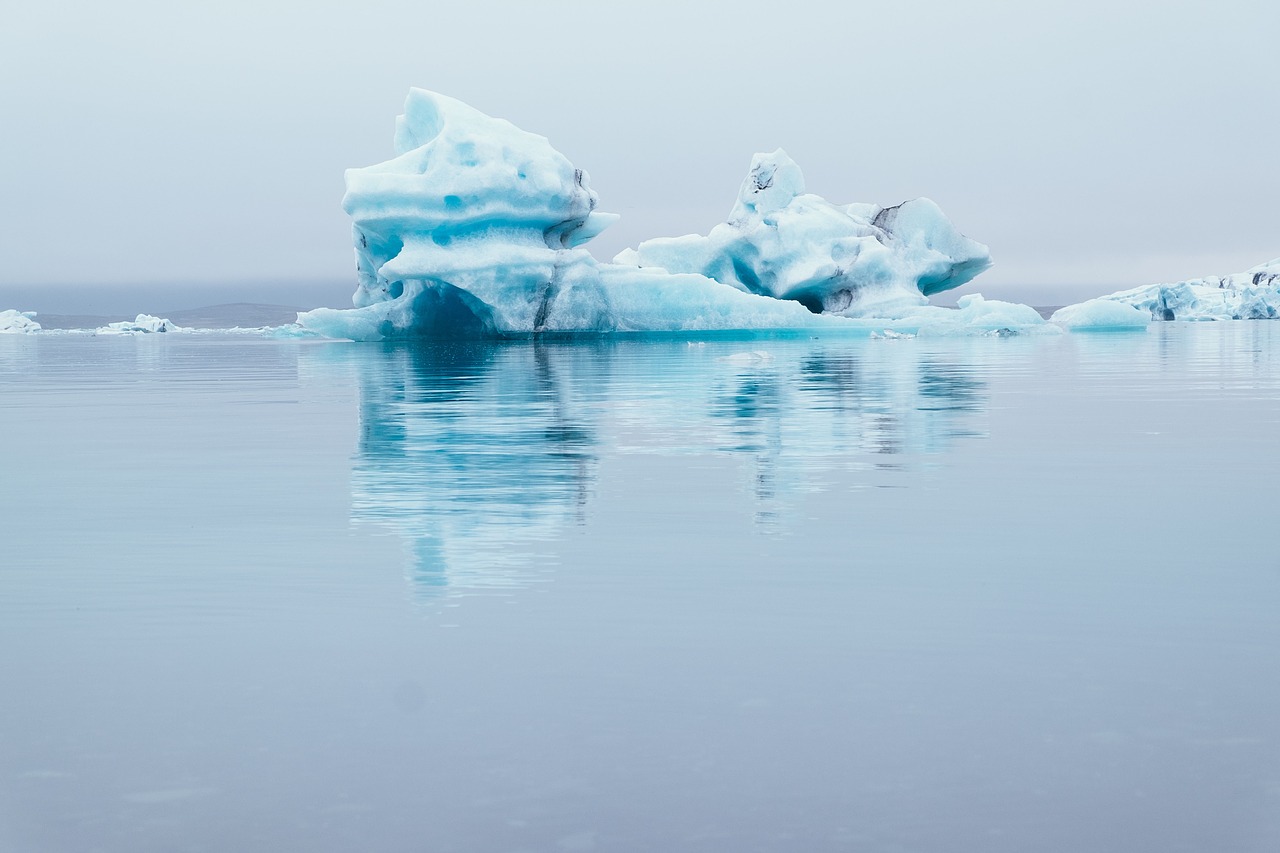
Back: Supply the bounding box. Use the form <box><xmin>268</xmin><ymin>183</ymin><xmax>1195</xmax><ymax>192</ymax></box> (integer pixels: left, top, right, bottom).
<box><xmin>1</xmin><ymin>0</ymin><xmax>1276</xmax><ymax>308</ymax></box>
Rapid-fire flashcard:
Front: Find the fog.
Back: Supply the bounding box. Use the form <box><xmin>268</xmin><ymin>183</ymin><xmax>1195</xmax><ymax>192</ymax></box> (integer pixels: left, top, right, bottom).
<box><xmin>1</xmin><ymin>0</ymin><xmax>1276</xmax><ymax>310</ymax></box>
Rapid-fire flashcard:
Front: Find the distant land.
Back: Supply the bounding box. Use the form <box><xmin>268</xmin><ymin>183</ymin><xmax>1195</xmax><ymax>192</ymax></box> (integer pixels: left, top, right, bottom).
<box><xmin>0</xmin><ymin>279</ymin><xmax>354</xmax><ymax>319</ymax></box>
<box><xmin>32</xmin><ymin>303</ymin><xmax>306</xmax><ymax>330</ymax></box>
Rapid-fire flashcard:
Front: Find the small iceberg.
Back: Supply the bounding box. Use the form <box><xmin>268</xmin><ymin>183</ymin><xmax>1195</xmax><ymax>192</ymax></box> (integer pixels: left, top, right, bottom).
<box><xmin>1050</xmin><ymin>299</ymin><xmax>1150</xmax><ymax>331</ymax></box>
<box><xmin>0</xmin><ymin>310</ymin><xmax>41</xmax><ymax>334</ymax></box>
<box><xmin>95</xmin><ymin>314</ymin><xmax>184</xmax><ymax>334</ymax></box>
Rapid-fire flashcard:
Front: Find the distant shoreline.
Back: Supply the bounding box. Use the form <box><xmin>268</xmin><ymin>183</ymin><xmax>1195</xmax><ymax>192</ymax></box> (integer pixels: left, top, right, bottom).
<box><xmin>30</xmin><ymin>303</ymin><xmax>305</xmax><ymax>330</ymax></box>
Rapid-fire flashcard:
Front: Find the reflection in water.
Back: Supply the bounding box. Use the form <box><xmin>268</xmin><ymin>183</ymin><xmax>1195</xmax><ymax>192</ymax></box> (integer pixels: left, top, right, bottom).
<box><xmin>340</xmin><ymin>339</ymin><xmax>991</xmax><ymax>598</ymax></box>
<box><xmin>351</xmin><ymin>342</ymin><xmax>598</xmax><ymax>597</ymax></box>
<box><xmin>714</xmin><ymin>349</ymin><xmax>986</xmax><ymax>523</ymax></box>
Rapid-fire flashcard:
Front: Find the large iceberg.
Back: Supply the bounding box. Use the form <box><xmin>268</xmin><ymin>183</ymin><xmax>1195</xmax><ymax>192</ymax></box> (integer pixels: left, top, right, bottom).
<box><xmin>1092</xmin><ymin>258</ymin><xmax>1280</xmax><ymax>321</ymax></box>
<box><xmin>298</xmin><ymin>90</ymin><xmax>1024</xmax><ymax>341</ymax></box>
<box><xmin>614</xmin><ymin>149</ymin><xmax>992</xmax><ymax>318</ymax></box>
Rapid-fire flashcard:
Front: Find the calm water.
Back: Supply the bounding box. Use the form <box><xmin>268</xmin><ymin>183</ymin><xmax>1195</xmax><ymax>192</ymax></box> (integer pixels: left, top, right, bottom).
<box><xmin>2</xmin><ymin>325</ymin><xmax>1278</xmax><ymax>852</ymax></box>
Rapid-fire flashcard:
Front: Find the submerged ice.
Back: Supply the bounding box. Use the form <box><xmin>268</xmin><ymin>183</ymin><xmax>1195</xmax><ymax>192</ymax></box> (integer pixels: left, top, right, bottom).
<box><xmin>298</xmin><ymin>90</ymin><xmax>1029</xmax><ymax>340</ymax></box>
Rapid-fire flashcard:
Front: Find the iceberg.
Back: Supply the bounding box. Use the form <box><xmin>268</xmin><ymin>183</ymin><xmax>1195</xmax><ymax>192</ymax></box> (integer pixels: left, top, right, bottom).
<box><xmin>298</xmin><ymin>90</ymin><xmax>1023</xmax><ymax>341</ymax></box>
<box><xmin>1091</xmin><ymin>258</ymin><xmax>1280</xmax><ymax>321</ymax></box>
<box><xmin>615</xmin><ymin>149</ymin><xmax>992</xmax><ymax>318</ymax></box>
<box><xmin>0</xmin><ymin>310</ymin><xmax>41</xmax><ymax>334</ymax></box>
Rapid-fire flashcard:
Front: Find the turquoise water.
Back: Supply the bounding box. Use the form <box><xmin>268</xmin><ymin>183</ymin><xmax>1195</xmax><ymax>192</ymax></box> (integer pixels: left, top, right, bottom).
<box><xmin>2</xmin><ymin>325</ymin><xmax>1279</xmax><ymax>851</ymax></box>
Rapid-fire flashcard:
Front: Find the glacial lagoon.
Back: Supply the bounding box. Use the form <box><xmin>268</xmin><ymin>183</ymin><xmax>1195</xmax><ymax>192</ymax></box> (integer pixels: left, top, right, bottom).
<box><xmin>2</xmin><ymin>324</ymin><xmax>1279</xmax><ymax>852</ymax></box>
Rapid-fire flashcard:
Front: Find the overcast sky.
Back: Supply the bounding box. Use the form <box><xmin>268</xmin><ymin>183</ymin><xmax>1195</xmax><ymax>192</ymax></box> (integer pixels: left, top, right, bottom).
<box><xmin>1</xmin><ymin>0</ymin><xmax>1276</xmax><ymax>308</ymax></box>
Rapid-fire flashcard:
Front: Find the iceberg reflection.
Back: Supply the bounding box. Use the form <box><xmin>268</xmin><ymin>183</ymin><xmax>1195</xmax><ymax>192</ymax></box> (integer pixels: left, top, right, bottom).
<box><xmin>350</xmin><ymin>342</ymin><xmax>597</xmax><ymax>597</ymax></box>
<box><xmin>339</xmin><ymin>339</ymin><xmax>993</xmax><ymax>598</ymax></box>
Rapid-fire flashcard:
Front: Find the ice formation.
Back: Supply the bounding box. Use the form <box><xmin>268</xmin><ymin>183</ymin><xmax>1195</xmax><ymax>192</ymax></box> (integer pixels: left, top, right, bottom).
<box><xmin>615</xmin><ymin>149</ymin><xmax>992</xmax><ymax>318</ymax></box>
<box><xmin>1049</xmin><ymin>299</ymin><xmax>1150</xmax><ymax>331</ymax></box>
<box><xmin>0</xmin><ymin>310</ymin><xmax>40</xmax><ymax>334</ymax></box>
<box><xmin>1093</xmin><ymin>258</ymin><xmax>1280</xmax><ymax>321</ymax></box>
<box><xmin>297</xmin><ymin>90</ymin><xmax>1020</xmax><ymax>341</ymax></box>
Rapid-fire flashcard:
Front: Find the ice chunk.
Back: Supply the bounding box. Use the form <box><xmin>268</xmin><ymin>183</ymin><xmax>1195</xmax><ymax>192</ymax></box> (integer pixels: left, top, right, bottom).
<box><xmin>616</xmin><ymin>149</ymin><xmax>993</xmax><ymax>317</ymax></box>
<box><xmin>870</xmin><ymin>329</ymin><xmax>915</xmax><ymax>340</ymax></box>
<box><xmin>951</xmin><ymin>294</ymin><xmax>1047</xmax><ymax>331</ymax></box>
<box><xmin>0</xmin><ymin>310</ymin><xmax>41</xmax><ymax>334</ymax></box>
<box><xmin>1050</xmin><ymin>299</ymin><xmax>1150</xmax><ymax>331</ymax></box>
<box><xmin>1088</xmin><ymin>258</ymin><xmax>1280</xmax><ymax>321</ymax></box>
<box><xmin>96</xmin><ymin>314</ymin><xmax>183</xmax><ymax>334</ymax></box>
<box><xmin>876</xmin><ymin>294</ymin><xmax>1056</xmax><ymax>338</ymax></box>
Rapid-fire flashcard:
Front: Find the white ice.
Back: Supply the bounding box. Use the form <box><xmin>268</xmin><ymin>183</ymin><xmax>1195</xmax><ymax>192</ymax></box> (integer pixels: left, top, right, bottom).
<box><xmin>0</xmin><ymin>314</ymin><xmax>252</xmax><ymax>337</ymax></box>
<box><xmin>1085</xmin><ymin>258</ymin><xmax>1280</xmax><ymax>321</ymax></box>
<box><xmin>95</xmin><ymin>315</ymin><xmax>183</xmax><ymax>334</ymax></box>
<box><xmin>0</xmin><ymin>310</ymin><xmax>41</xmax><ymax>334</ymax></box>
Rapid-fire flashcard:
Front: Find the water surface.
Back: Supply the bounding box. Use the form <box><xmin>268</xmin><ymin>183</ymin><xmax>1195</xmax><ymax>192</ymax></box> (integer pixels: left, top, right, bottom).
<box><xmin>2</xmin><ymin>325</ymin><xmax>1278</xmax><ymax>852</ymax></box>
